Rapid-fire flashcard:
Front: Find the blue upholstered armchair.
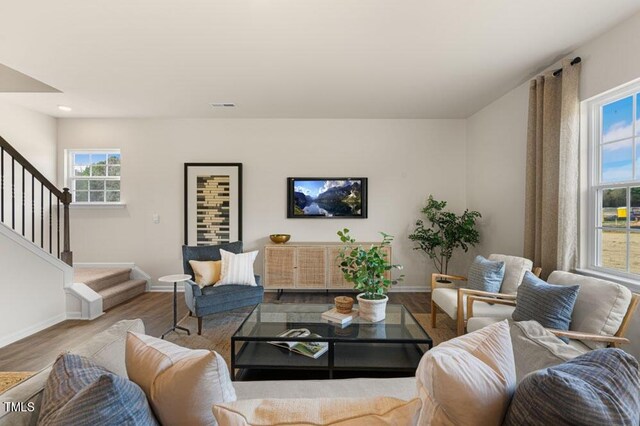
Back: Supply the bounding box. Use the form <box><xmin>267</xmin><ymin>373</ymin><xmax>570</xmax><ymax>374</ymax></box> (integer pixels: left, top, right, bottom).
<box><xmin>182</xmin><ymin>241</ymin><xmax>264</xmax><ymax>335</ymax></box>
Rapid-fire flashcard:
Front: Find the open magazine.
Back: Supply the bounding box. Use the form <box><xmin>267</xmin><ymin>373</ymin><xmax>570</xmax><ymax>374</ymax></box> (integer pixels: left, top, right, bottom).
<box><xmin>268</xmin><ymin>328</ymin><xmax>328</xmax><ymax>359</ymax></box>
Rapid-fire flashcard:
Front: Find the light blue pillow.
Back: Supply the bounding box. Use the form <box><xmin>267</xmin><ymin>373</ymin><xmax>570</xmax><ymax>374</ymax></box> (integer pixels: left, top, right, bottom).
<box><xmin>467</xmin><ymin>255</ymin><xmax>505</xmax><ymax>293</ymax></box>
<box><xmin>504</xmin><ymin>349</ymin><xmax>640</xmax><ymax>426</ymax></box>
<box><xmin>512</xmin><ymin>271</ymin><xmax>579</xmax><ymax>342</ymax></box>
<box><xmin>38</xmin><ymin>354</ymin><xmax>157</xmax><ymax>426</ymax></box>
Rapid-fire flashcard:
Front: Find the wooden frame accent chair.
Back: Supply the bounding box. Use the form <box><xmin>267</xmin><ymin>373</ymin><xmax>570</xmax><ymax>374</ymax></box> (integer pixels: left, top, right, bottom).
<box><xmin>430</xmin><ymin>254</ymin><xmax>542</xmax><ymax>335</ymax></box>
<box><xmin>466</xmin><ymin>271</ymin><xmax>639</xmax><ymax>350</ymax></box>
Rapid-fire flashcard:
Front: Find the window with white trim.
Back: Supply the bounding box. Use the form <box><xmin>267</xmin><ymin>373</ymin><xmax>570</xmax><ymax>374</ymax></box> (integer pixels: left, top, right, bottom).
<box><xmin>66</xmin><ymin>150</ymin><xmax>121</xmax><ymax>203</ymax></box>
<box><xmin>587</xmin><ymin>82</ymin><xmax>640</xmax><ymax>278</ymax></box>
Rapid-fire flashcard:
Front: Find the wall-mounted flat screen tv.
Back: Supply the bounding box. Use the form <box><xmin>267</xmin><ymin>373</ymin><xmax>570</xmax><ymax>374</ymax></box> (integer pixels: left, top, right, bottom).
<box><xmin>287</xmin><ymin>178</ymin><xmax>368</xmax><ymax>218</ymax></box>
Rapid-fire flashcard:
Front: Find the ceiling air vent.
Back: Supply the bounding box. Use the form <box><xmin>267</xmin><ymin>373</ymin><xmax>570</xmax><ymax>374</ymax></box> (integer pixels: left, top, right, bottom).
<box><xmin>210</xmin><ymin>103</ymin><xmax>236</xmax><ymax>108</ymax></box>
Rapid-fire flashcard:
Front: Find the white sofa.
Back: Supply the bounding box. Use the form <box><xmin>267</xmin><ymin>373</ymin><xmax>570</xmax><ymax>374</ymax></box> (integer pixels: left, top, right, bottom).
<box><xmin>0</xmin><ymin>319</ymin><xmax>416</xmax><ymax>426</ymax></box>
<box><xmin>2</xmin><ymin>315</ymin><xmax>637</xmax><ymax>426</ymax></box>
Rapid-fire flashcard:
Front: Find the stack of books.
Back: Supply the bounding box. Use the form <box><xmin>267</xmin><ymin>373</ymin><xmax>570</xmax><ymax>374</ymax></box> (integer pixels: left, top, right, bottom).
<box><xmin>321</xmin><ymin>308</ymin><xmax>358</xmax><ymax>325</ymax></box>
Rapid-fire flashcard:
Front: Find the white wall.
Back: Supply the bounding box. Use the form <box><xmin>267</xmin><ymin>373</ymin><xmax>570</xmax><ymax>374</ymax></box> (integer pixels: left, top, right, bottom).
<box><xmin>0</xmin><ymin>99</ymin><xmax>68</xmax><ymax>347</ymax></box>
<box><xmin>466</xmin><ymin>83</ymin><xmax>530</xmax><ymax>257</ymax></box>
<box><xmin>57</xmin><ymin>119</ymin><xmax>467</xmax><ymax>290</ymax></box>
<box><xmin>0</xmin><ymin>99</ymin><xmax>61</xmax><ymax>257</ymax></box>
<box><xmin>0</xmin><ymin>224</ymin><xmax>70</xmax><ymax>347</ymax></box>
<box><xmin>465</xmin><ymin>11</ymin><xmax>640</xmax><ymax>358</ymax></box>
<box><xmin>0</xmin><ymin>99</ymin><xmax>57</xmax><ymax>183</ymax></box>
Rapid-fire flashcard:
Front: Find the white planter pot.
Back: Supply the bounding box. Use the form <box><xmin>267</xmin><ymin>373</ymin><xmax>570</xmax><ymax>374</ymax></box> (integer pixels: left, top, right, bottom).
<box><xmin>356</xmin><ymin>293</ymin><xmax>388</xmax><ymax>322</ymax></box>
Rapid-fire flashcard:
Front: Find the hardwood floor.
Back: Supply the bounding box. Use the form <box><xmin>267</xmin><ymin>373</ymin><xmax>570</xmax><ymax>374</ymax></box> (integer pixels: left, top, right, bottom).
<box><xmin>0</xmin><ymin>291</ymin><xmax>431</xmax><ymax>372</ymax></box>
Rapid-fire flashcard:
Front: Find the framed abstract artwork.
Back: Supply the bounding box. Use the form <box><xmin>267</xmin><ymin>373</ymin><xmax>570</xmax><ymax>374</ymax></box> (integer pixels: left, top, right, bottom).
<box><xmin>184</xmin><ymin>163</ymin><xmax>242</xmax><ymax>246</ymax></box>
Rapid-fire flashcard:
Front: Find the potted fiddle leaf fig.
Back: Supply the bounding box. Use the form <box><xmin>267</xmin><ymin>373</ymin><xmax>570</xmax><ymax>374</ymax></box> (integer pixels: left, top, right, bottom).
<box><xmin>337</xmin><ymin>228</ymin><xmax>403</xmax><ymax>322</ymax></box>
<box><xmin>408</xmin><ymin>195</ymin><xmax>481</xmax><ymax>282</ymax></box>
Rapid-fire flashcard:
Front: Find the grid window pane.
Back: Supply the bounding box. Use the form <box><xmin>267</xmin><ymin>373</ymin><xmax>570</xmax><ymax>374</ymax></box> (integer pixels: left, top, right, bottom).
<box><xmin>599</xmin><ymin>229</ymin><xmax>628</xmax><ymax>271</ymax></box>
<box><xmin>602</xmin><ymin>96</ymin><xmax>633</xmax><ymax>142</ymax></box>
<box><xmin>636</xmin><ymin>93</ymin><xmax>640</xmax><ymax>136</ymax></box>
<box><xmin>91</xmin><ymin>165</ymin><xmax>106</xmax><ymax>176</ymax></box>
<box><xmin>601</xmin><ymin>188</ymin><xmax>627</xmax><ymax>228</ymax></box>
<box><xmin>69</xmin><ymin>151</ymin><xmax>121</xmax><ymax>203</ymax></box>
<box><xmin>73</xmin><ymin>153</ymin><xmax>91</xmax><ymax>166</ymax></box>
<box><xmin>632</xmin><ymin>187</ymin><xmax>640</xmax><ymax>230</ymax></box>
<box><xmin>74</xmin><ymin>166</ymin><xmax>89</xmax><ymax>177</ymax></box>
<box><xmin>601</xmin><ymin>140</ymin><xmax>633</xmax><ymax>183</ymax></box>
<box><xmin>107</xmin><ymin>165</ymin><xmax>120</xmax><ymax>176</ymax></box>
<box><xmin>636</xmin><ymin>138</ymin><xmax>640</xmax><ymax>180</ymax></box>
<box><xmin>105</xmin><ymin>180</ymin><xmax>120</xmax><ymax>190</ymax></box>
<box><xmin>75</xmin><ymin>180</ymin><xmax>88</xmax><ymax>191</ymax></box>
<box><xmin>631</xmin><ymin>233</ymin><xmax>640</xmax><ymax>274</ymax></box>
<box><xmin>75</xmin><ymin>191</ymin><xmax>88</xmax><ymax>202</ymax></box>
<box><xmin>90</xmin><ymin>191</ymin><xmax>105</xmax><ymax>202</ymax></box>
<box><xmin>89</xmin><ymin>180</ymin><xmax>105</xmax><ymax>190</ymax></box>
<box><xmin>106</xmin><ymin>191</ymin><xmax>120</xmax><ymax>202</ymax></box>
<box><xmin>90</xmin><ymin>153</ymin><xmax>107</xmax><ymax>164</ymax></box>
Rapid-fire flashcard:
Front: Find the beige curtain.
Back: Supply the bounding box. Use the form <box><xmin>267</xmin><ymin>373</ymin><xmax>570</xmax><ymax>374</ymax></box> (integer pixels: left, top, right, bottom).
<box><xmin>524</xmin><ymin>58</ymin><xmax>581</xmax><ymax>278</ymax></box>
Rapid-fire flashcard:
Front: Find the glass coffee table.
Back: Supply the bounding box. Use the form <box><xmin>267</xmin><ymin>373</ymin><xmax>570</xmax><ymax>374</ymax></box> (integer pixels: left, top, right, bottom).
<box><xmin>231</xmin><ymin>303</ymin><xmax>432</xmax><ymax>381</ymax></box>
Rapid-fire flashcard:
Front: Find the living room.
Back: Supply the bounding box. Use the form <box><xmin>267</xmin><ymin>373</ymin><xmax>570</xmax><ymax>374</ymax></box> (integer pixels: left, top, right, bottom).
<box><xmin>1</xmin><ymin>1</ymin><xmax>640</xmax><ymax>425</ymax></box>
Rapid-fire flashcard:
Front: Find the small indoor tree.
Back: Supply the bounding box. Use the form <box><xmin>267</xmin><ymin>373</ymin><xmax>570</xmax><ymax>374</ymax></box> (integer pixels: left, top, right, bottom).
<box><xmin>408</xmin><ymin>195</ymin><xmax>481</xmax><ymax>280</ymax></box>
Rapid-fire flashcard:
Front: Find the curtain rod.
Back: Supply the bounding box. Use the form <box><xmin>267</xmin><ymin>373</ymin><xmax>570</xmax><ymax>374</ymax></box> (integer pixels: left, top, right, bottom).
<box><xmin>552</xmin><ymin>57</ymin><xmax>581</xmax><ymax>77</ymax></box>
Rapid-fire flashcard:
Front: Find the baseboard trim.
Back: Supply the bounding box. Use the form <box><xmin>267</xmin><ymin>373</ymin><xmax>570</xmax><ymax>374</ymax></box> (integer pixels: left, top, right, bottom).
<box><xmin>149</xmin><ymin>284</ymin><xmax>186</xmax><ymax>292</ymax></box>
<box><xmin>66</xmin><ymin>311</ymin><xmax>82</xmax><ymax>320</ymax></box>
<box><xmin>66</xmin><ymin>311</ymin><xmax>103</xmax><ymax>320</ymax></box>
<box><xmin>390</xmin><ymin>286</ymin><xmax>430</xmax><ymax>293</ymax></box>
<box><xmin>0</xmin><ymin>313</ymin><xmax>66</xmax><ymax>349</ymax></box>
<box><xmin>150</xmin><ymin>285</ymin><xmax>430</xmax><ymax>293</ymax></box>
<box><xmin>262</xmin><ymin>286</ymin><xmax>430</xmax><ymax>293</ymax></box>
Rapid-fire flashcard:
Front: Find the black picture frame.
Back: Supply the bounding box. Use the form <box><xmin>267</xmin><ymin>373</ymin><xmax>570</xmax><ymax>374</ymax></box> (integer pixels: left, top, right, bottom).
<box><xmin>287</xmin><ymin>177</ymin><xmax>368</xmax><ymax>219</ymax></box>
<box><xmin>184</xmin><ymin>163</ymin><xmax>243</xmax><ymax>245</ymax></box>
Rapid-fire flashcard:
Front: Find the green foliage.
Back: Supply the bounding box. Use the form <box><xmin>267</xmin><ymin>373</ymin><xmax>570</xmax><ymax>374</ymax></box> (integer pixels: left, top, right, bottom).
<box><xmin>603</xmin><ymin>187</ymin><xmax>640</xmax><ymax>208</ymax></box>
<box><xmin>337</xmin><ymin>229</ymin><xmax>403</xmax><ymax>300</ymax></box>
<box><xmin>408</xmin><ymin>195</ymin><xmax>481</xmax><ymax>275</ymax></box>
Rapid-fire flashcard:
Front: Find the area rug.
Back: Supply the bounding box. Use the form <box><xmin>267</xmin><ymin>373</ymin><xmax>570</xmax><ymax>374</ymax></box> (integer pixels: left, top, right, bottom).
<box><xmin>0</xmin><ymin>372</ymin><xmax>34</xmax><ymax>394</ymax></box>
<box><xmin>167</xmin><ymin>309</ymin><xmax>457</xmax><ymax>368</ymax></box>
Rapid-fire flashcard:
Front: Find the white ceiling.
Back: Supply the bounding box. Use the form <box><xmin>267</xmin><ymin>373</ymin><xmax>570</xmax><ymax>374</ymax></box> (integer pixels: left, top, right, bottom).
<box><xmin>0</xmin><ymin>0</ymin><xmax>639</xmax><ymax>119</ymax></box>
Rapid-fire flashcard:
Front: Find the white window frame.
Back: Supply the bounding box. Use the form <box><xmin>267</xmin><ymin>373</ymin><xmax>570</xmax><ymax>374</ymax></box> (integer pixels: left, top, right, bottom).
<box><xmin>585</xmin><ymin>80</ymin><xmax>640</xmax><ymax>281</ymax></box>
<box><xmin>65</xmin><ymin>149</ymin><xmax>123</xmax><ymax>206</ymax></box>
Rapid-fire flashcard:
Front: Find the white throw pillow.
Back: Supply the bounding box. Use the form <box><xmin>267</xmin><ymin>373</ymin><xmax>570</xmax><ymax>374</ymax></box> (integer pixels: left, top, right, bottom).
<box><xmin>416</xmin><ymin>320</ymin><xmax>516</xmax><ymax>426</ymax></box>
<box><xmin>212</xmin><ymin>397</ymin><xmax>422</xmax><ymax>426</ymax></box>
<box><xmin>488</xmin><ymin>254</ymin><xmax>533</xmax><ymax>295</ymax></box>
<box><xmin>217</xmin><ymin>249</ymin><xmax>258</xmax><ymax>286</ymax></box>
<box><xmin>125</xmin><ymin>332</ymin><xmax>236</xmax><ymax>426</ymax></box>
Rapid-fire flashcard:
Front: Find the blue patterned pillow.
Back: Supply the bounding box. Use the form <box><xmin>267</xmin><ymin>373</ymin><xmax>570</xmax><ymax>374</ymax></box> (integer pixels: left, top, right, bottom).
<box><xmin>512</xmin><ymin>271</ymin><xmax>579</xmax><ymax>342</ymax></box>
<box><xmin>467</xmin><ymin>255</ymin><xmax>505</xmax><ymax>293</ymax></box>
<box><xmin>504</xmin><ymin>348</ymin><xmax>640</xmax><ymax>426</ymax></box>
<box><xmin>38</xmin><ymin>354</ymin><xmax>157</xmax><ymax>426</ymax></box>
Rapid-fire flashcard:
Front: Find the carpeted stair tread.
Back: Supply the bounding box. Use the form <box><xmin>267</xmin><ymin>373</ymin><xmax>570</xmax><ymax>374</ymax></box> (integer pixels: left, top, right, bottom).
<box><xmin>74</xmin><ymin>268</ymin><xmax>132</xmax><ymax>292</ymax></box>
<box><xmin>99</xmin><ymin>279</ymin><xmax>147</xmax><ymax>310</ymax></box>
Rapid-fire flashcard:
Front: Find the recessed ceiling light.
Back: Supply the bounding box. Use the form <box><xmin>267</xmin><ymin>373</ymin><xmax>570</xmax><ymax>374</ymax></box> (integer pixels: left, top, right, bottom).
<box><xmin>210</xmin><ymin>103</ymin><xmax>236</xmax><ymax>108</ymax></box>
<box><xmin>58</xmin><ymin>105</ymin><xmax>72</xmax><ymax>112</ymax></box>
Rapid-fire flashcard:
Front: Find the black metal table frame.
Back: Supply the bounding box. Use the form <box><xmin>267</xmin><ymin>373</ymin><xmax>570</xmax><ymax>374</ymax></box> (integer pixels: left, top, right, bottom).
<box><xmin>161</xmin><ymin>280</ymin><xmax>191</xmax><ymax>339</ymax></box>
<box><xmin>230</xmin><ymin>304</ymin><xmax>433</xmax><ymax>380</ymax></box>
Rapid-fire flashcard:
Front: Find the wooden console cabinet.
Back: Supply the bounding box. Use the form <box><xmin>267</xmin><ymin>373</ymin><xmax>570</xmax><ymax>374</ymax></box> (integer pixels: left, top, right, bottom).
<box><xmin>263</xmin><ymin>243</ymin><xmax>391</xmax><ymax>291</ymax></box>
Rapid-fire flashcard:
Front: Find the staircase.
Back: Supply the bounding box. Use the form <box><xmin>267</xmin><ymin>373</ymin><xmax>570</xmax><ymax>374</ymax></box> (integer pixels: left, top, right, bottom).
<box><xmin>74</xmin><ymin>268</ymin><xmax>147</xmax><ymax>310</ymax></box>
